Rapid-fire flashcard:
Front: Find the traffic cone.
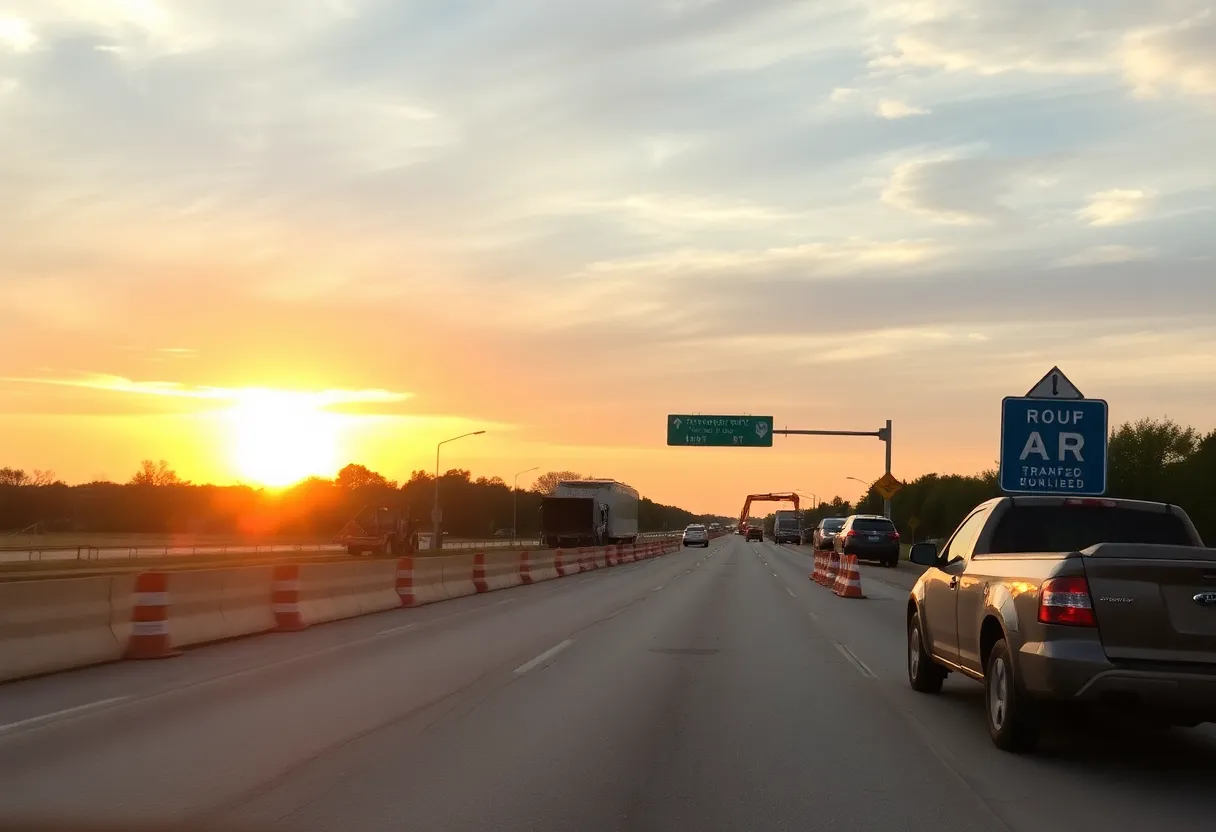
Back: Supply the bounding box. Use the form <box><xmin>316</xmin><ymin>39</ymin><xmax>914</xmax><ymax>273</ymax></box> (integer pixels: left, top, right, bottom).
<box><xmin>811</xmin><ymin>551</ymin><xmax>823</xmax><ymax>583</ymax></box>
<box><xmin>274</xmin><ymin>563</ymin><xmax>308</xmax><ymax>630</ymax></box>
<box><xmin>824</xmin><ymin>552</ymin><xmax>840</xmax><ymax>587</ymax></box>
<box><xmin>396</xmin><ymin>557</ymin><xmax>416</xmax><ymax>607</ymax></box>
<box><xmin>833</xmin><ymin>554</ymin><xmax>865</xmax><ymax>599</ymax></box>
<box><xmin>474</xmin><ymin>552</ymin><xmax>490</xmax><ymax>591</ymax></box>
<box><xmin>126</xmin><ymin>571</ymin><xmax>179</xmax><ymax>659</ymax></box>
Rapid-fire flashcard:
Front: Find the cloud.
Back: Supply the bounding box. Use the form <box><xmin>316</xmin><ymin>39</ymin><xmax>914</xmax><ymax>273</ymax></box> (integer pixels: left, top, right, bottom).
<box><xmin>1077</xmin><ymin>188</ymin><xmax>1156</xmax><ymax>226</ymax></box>
<box><xmin>829</xmin><ymin>87</ymin><xmax>857</xmax><ymax>102</ymax></box>
<box><xmin>876</xmin><ymin>99</ymin><xmax>930</xmax><ymax>119</ymax></box>
<box><xmin>882</xmin><ymin>155</ymin><xmax>1028</xmax><ymax>225</ymax></box>
<box><xmin>1053</xmin><ymin>244</ymin><xmax>1157</xmax><ymax>267</ymax></box>
<box><xmin>3</xmin><ymin>374</ymin><xmax>413</xmax><ymax>409</ymax></box>
<box><xmin>0</xmin><ymin>15</ymin><xmax>36</xmax><ymax>53</ymax></box>
<box><xmin>1122</xmin><ymin>13</ymin><xmax>1216</xmax><ymax>98</ymax></box>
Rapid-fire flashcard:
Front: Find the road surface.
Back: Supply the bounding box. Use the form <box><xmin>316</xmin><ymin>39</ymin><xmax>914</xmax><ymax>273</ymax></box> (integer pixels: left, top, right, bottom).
<box><xmin>2</xmin><ymin>535</ymin><xmax>1215</xmax><ymax>830</ymax></box>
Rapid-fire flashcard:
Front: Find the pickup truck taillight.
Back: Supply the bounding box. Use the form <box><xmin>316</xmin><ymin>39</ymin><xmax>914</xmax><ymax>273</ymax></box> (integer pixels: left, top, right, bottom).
<box><xmin>888</xmin><ymin>531</ymin><xmax>900</xmax><ymax>540</ymax></box>
<box><xmin>1038</xmin><ymin>576</ymin><xmax>1097</xmax><ymax>627</ymax></box>
<box><xmin>845</xmin><ymin>530</ymin><xmax>858</xmax><ymax>537</ymax></box>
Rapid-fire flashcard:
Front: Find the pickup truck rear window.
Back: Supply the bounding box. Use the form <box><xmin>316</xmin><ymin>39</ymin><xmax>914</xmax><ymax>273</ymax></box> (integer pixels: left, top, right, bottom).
<box><xmin>987</xmin><ymin>505</ymin><xmax>1194</xmax><ymax>553</ymax></box>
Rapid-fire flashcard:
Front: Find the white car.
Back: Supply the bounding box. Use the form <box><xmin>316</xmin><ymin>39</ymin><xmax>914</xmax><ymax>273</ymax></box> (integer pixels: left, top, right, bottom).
<box><xmin>682</xmin><ymin>524</ymin><xmax>710</xmax><ymax>548</ymax></box>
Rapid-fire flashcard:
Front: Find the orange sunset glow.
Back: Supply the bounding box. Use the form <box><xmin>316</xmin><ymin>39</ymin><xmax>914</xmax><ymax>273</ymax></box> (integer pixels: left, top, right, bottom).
<box><xmin>1</xmin><ymin>2</ymin><xmax>1214</xmax><ymax>514</ymax></box>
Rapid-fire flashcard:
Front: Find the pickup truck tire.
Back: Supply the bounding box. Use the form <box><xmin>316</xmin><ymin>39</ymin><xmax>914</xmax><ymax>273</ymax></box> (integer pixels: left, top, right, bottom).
<box><xmin>985</xmin><ymin>638</ymin><xmax>1040</xmax><ymax>753</ymax></box>
<box><xmin>908</xmin><ymin>612</ymin><xmax>946</xmax><ymax>693</ymax></box>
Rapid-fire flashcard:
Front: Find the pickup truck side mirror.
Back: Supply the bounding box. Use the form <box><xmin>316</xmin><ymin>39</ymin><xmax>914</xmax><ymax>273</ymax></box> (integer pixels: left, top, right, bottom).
<box><xmin>908</xmin><ymin>541</ymin><xmax>940</xmax><ymax>566</ymax></box>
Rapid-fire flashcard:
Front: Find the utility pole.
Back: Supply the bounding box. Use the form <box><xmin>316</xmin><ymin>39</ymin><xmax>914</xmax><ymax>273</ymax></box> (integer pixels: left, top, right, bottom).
<box><xmin>432</xmin><ymin>430</ymin><xmax>485</xmax><ymax>550</ymax></box>
<box><xmin>512</xmin><ymin>466</ymin><xmax>538</xmax><ymax>546</ymax></box>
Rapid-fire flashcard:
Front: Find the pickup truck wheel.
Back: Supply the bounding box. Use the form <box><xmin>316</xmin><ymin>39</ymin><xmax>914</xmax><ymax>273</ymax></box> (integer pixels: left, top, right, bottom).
<box><xmin>986</xmin><ymin>638</ymin><xmax>1039</xmax><ymax>753</ymax></box>
<box><xmin>908</xmin><ymin>613</ymin><xmax>946</xmax><ymax>693</ymax></box>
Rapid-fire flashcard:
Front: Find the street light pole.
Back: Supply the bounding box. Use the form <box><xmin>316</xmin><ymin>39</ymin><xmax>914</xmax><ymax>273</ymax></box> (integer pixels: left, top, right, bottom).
<box><xmin>432</xmin><ymin>430</ymin><xmax>485</xmax><ymax>551</ymax></box>
<box><xmin>512</xmin><ymin>466</ymin><xmax>539</xmax><ymax>546</ymax></box>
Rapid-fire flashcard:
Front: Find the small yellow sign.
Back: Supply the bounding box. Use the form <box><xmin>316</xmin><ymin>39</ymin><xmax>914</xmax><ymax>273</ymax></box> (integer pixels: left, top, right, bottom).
<box><xmin>907</xmin><ymin>516</ymin><xmax>920</xmax><ymax>531</ymax></box>
<box><xmin>874</xmin><ymin>472</ymin><xmax>905</xmax><ymax>500</ymax></box>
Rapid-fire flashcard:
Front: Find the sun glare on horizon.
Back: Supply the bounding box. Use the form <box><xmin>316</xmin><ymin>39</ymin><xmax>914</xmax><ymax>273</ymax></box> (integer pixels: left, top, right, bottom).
<box><xmin>226</xmin><ymin>390</ymin><xmax>343</xmax><ymax>487</ymax></box>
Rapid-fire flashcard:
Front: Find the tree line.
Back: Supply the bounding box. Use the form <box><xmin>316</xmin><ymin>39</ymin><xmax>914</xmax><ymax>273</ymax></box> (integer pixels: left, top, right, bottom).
<box><xmin>771</xmin><ymin>418</ymin><xmax>1215</xmax><ymax>546</ymax></box>
<box><xmin>0</xmin><ymin>464</ymin><xmax>721</xmax><ymax>541</ymax></box>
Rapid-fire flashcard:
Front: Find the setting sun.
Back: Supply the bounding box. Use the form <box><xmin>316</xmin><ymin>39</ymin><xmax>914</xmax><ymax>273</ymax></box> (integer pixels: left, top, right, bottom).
<box><xmin>225</xmin><ymin>389</ymin><xmax>343</xmax><ymax>487</ymax></box>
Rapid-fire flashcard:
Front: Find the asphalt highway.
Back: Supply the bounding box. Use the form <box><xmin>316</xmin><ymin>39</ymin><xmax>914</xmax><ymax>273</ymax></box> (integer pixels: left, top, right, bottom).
<box><xmin>2</xmin><ymin>535</ymin><xmax>1215</xmax><ymax>831</ymax></box>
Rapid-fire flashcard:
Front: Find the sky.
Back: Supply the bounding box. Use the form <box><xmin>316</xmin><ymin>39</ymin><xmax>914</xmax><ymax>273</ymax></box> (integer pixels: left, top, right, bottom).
<box><xmin>1</xmin><ymin>0</ymin><xmax>1214</xmax><ymax>515</ymax></box>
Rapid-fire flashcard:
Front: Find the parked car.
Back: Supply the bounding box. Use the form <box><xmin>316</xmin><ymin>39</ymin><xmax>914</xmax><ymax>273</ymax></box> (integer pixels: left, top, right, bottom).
<box><xmin>493</xmin><ymin>528</ymin><xmax>514</xmax><ymax>538</ymax></box>
<box><xmin>906</xmin><ymin>495</ymin><xmax>1216</xmax><ymax>752</ymax></box>
<box><xmin>834</xmin><ymin>515</ymin><xmax>900</xmax><ymax>567</ymax></box>
<box><xmin>745</xmin><ymin>526</ymin><xmax>763</xmax><ymax>542</ymax></box>
<box><xmin>682</xmin><ymin>524</ymin><xmax>710</xmax><ymax>548</ymax></box>
<box><xmin>812</xmin><ymin>517</ymin><xmax>846</xmax><ymax>550</ymax></box>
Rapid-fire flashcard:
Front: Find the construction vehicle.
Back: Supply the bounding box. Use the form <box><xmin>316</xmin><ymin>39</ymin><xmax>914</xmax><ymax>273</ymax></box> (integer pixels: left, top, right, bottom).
<box><xmin>336</xmin><ymin>505</ymin><xmax>417</xmax><ymax>556</ymax></box>
<box><xmin>541</xmin><ymin>479</ymin><xmax>639</xmax><ymax>548</ymax></box>
<box><xmin>738</xmin><ymin>493</ymin><xmax>801</xmax><ymax>542</ymax></box>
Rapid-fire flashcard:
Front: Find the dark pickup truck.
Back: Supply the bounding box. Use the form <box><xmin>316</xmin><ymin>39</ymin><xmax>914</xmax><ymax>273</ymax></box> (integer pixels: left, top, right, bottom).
<box><xmin>906</xmin><ymin>495</ymin><xmax>1216</xmax><ymax>752</ymax></box>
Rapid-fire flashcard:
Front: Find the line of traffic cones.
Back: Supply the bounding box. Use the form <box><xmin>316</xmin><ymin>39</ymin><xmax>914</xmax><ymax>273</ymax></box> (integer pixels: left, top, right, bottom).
<box><xmin>808</xmin><ymin>551</ymin><xmax>864</xmax><ymax>598</ymax></box>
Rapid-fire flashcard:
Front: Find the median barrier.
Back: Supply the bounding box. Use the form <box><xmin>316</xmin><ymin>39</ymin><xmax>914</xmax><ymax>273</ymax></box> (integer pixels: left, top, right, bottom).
<box><xmin>411</xmin><ymin>556</ymin><xmax>447</xmax><ymax>604</ymax></box>
<box><xmin>167</xmin><ymin>568</ymin><xmax>230</xmax><ymax>647</ymax></box>
<box><xmin>555</xmin><ymin>549</ymin><xmax>580</xmax><ymax>577</ymax></box>
<box><xmin>222</xmin><ymin>566</ymin><xmax>277</xmax><ymax>637</ymax></box>
<box><xmin>528</xmin><ymin>550</ymin><xmax>559</xmax><ymax>582</ymax></box>
<box><xmin>440</xmin><ymin>554</ymin><xmax>477</xmax><ymax>599</ymax></box>
<box><xmin>0</xmin><ymin>574</ymin><xmax>125</xmax><ymax>682</ymax></box>
<box><xmin>1</xmin><ymin>532</ymin><xmax>685</xmax><ymax>681</ymax></box>
<box><xmin>483</xmin><ymin>551</ymin><xmax>521</xmax><ymax>591</ymax></box>
<box><xmin>169</xmin><ymin>567</ymin><xmax>278</xmax><ymax>647</ymax></box>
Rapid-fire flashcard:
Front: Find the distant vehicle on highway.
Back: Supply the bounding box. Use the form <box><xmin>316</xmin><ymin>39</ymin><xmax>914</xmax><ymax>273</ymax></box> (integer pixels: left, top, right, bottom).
<box><xmin>682</xmin><ymin>524</ymin><xmax>710</xmax><ymax>548</ymax></box>
<box><xmin>745</xmin><ymin>526</ymin><xmax>763</xmax><ymax>542</ymax></box>
<box><xmin>834</xmin><ymin>515</ymin><xmax>900</xmax><ymax>567</ymax></box>
<box><xmin>772</xmin><ymin>510</ymin><xmax>801</xmax><ymax>545</ymax></box>
<box><xmin>493</xmin><ymin>528</ymin><xmax>513</xmax><ymax>538</ymax></box>
<box><xmin>541</xmin><ymin>479</ymin><xmax>639</xmax><ymax>548</ymax></box>
<box><xmin>906</xmin><ymin>495</ymin><xmax>1216</xmax><ymax>752</ymax></box>
<box><xmin>812</xmin><ymin>517</ymin><xmax>846</xmax><ymax>550</ymax></box>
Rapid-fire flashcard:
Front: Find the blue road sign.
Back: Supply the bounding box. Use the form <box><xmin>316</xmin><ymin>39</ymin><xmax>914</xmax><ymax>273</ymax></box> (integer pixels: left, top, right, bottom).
<box><xmin>999</xmin><ymin>397</ymin><xmax>1108</xmax><ymax>496</ymax></box>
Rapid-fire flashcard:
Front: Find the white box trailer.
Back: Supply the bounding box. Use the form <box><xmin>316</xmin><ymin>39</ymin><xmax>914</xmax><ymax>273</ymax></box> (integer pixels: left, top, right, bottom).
<box><xmin>541</xmin><ymin>479</ymin><xmax>640</xmax><ymax>548</ymax></box>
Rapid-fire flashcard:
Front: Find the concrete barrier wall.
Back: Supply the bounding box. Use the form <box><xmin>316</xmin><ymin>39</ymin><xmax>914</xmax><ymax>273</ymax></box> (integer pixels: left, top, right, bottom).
<box><xmin>354</xmin><ymin>560</ymin><xmax>401</xmax><ymax>614</ymax></box>
<box><xmin>0</xmin><ymin>576</ymin><xmax>125</xmax><ymax>682</ymax></box>
<box><xmin>483</xmin><ymin>552</ymin><xmax>521</xmax><ymax>591</ymax></box>
<box><xmin>222</xmin><ymin>566</ymin><xmax>276</xmax><ymax>637</ymax></box>
<box><xmin>0</xmin><ymin>535</ymin><xmax>688</xmax><ymax>681</ymax></box>
<box><xmin>440</xmin><ymin>554</ymin><xmax>477</xmax><ymax>599</ymax></box>
<box><xmin>412</xmin><ymin>557</ymin><xmax>448</xmax><ymax>604</ymax></box>
<box><xmin>169</xmin><ymin>569</ymin><xmax>230</xmax><ymax>647</ymax></box>
<box><xmin>528</xmin><ymin>551</ymin><xmax>559</xmax><ymax>582</ymax></box>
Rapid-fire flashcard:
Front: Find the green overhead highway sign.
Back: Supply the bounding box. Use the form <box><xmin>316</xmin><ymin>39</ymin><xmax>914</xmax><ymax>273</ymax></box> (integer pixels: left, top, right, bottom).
<box><xmin>667</xmin><ymin>415</ymin><xmax>774</xmax><ymax>447</ymax></box>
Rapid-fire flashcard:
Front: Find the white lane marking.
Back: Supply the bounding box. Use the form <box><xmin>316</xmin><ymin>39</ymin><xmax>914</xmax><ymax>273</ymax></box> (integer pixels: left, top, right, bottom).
<box><xmin>0</xmin><ymin>697</ymin><xmax>129</xmax><ymax>735</ymax></box>
<box><xmin>514</xmin><ymin>639</ymin><xmax>575</xmax><ymax>675</ymax></box>
<box><xmin>834</xmin><ymin>642</ymin><xmax>877</xmax><ymax>680</ymax></box>
<box><xmin>771</xmin><ymin>572</ymin><xmax>778</xmax><ymax>578</ymax></box>
<box><xmin>376</xmin><ymin>623</ymin><xmax>419</xmax><ymax>636</ymax></box>
<box><xmin>578</xmin><ymin>577</ymin><xmax>595</xmax><ymax>583</ymax></box>
<box><xmin>808</xmin><ymin>611</ymin><xmax>819</xmax><ymax>621</ymax></box>
<box><xmin>496</xmin><ymin>598</ymin><xmax>516</xmax><ymax>605</ymax></box>
<box><xmin>786</xmin><ymin>588</ymin><xmax>796</xmax><ymax>598</ymax></box>
<box><xmin>653</xmin><ymin>585</ymin><xmax>666</xmax><ymax>592</ymax></box>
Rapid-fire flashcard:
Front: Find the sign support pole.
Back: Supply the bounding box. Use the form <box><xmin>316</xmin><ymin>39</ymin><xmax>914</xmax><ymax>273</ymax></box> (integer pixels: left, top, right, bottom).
<box><xmin>774</xmin><ymin>421</ymin><xmax>895</xmax><ymax>519</ymax></box>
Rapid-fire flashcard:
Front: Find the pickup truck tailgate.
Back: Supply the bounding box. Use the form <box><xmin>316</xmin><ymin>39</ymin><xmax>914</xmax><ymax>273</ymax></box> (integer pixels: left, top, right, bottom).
<box><xmin>1083</xmin><ymin>543</ymin><xmax>1216</xmax><ymax>664</ymax></box>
